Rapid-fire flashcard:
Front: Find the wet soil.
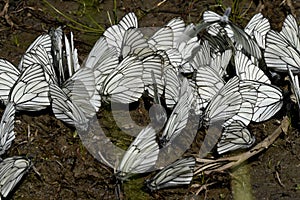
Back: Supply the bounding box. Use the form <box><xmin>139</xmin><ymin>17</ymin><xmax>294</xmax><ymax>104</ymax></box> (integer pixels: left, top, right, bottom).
<box><xmin>0</xmin><ymin>0</ymin><xmax>300</xmax><ymax>199</ymax></box>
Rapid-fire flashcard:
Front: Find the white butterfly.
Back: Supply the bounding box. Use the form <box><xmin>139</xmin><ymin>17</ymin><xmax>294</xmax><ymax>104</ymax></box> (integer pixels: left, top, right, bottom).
<box><xmin>116</xmin><ymin>125</ymin><xmax>159</xmax><ymax>181</ymax></box>
<box><xmin>0</xmin><ymin>156</ymin><xmax>32</xmax><ymax>199</ymax></box>
<box><xmin>146</xmin><ymin>157</ymin><xmax>195</xmax><ymax>191</ymax></box>
<box><xmin>160</xmin><ymin>78</ymin><xmax>194</xmax><ymax>146</ymax></box>
<box><xmin>217</xmin><ymin>120</ymin><xmax>255</xmax><ymax>154</ymax></box>
<box><xmin>265</xmin><ymin>14</ymin><xmax>300</xmax><ymax>73</ymax></box>
<box><xmin>200</xmin><ymin>7</ymin><xmax>262</xmax><ymax>59</ymax></box>
<box><xmin>0</xmin><ymin>102</ymin><xmax>15</xmax><ymax>156</ymax></box>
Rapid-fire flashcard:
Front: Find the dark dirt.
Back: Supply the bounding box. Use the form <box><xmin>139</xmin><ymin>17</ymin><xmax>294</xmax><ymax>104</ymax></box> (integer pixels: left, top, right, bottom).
<box><xmin>0</xmin><ymin>0</ymin><xmax>300</xmax><ymax>199</ymax></box>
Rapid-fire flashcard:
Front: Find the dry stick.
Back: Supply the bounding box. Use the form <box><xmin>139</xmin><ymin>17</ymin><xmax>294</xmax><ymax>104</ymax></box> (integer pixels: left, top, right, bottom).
<box><xmin>195</xmin><ymin>116</ymin><xmax>290</xmax><ymax>175</ymax></box>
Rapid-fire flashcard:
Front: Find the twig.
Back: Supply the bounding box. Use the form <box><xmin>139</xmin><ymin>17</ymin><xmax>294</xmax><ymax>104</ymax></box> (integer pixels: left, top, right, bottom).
<box><xmin>195</xmin><ymin>116</ymin><xmax>289</xmax><ymax>175</ymax></box>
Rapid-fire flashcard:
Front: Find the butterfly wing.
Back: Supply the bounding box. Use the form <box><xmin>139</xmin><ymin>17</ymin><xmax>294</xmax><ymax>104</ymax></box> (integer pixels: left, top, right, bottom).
<box><xmin>0</xmin><ymin>59</ymin><xmax>20</xmax><ymax>105</ymax></box>
<box><xmin>217</xmin><ymin>120</ymin><xmax>255</xmax><ymax>154</ymax></box>
<box><xmin>235</xmin><ymin>51</ymin><xmax>270</xmax><ymax>83</ymax></box>
<box><xmin>9</xmin><ymin>63</ymin><xmax>50</xmax><ymax>111</ymax></box>
<box><xmin>239</xmin><ymin>80</ymin><xmax>283</xmax><ymax>122</ymax></box>
<box><xmin>0</xmin><ymin>156</ymin><xmax>32</xmax><ymax>199</ymax></box>
<box><xmin>62</xmin><ymin>67</ymin><xmax>100</xmax><ymax>117</ymax></box>
<box><xmin>117</xmin><ymin>125</ymin><xmax>159</xmax><ymax>180</ymax></box>
<box><xmin>49</xmin><ymin>84</ymin><xmax>89</xmax><ymax>130</ymax></box>
<box><xmin>160</xmin><ymin>78</ymin><xmax>194</xmax><ymax>146</ymax></box>
<box><xmin>0</xmin><ymin>102</ymin><xmax>16</xmax><ymax>156</ymax></box>
<box><xmin>146</xmin><ymin>157</ymin><xmax>195</xmax><ymax>191</ymax></box>
<box><xmin>101</xmin><ymin>56</ymin><xmax>144</xmax><ymax>104</ymax></box>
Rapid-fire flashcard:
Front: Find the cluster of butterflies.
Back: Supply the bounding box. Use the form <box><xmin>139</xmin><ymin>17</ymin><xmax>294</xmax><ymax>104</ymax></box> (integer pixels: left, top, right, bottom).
<box><xmin>0</xmin><ymin>6</ymin><xmax>297</xmax><ymax>198</ymax></box>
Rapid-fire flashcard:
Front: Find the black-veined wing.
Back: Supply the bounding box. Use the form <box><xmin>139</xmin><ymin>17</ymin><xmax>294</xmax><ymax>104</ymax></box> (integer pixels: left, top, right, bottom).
<box><xmin>101</xmin><ymin>56</ymin><xmax>144</xmax><ymax>104</ymax></box>
<box><xmin>146</xmin><ymin>156</ymin><xmax>195</xmax><ymax>191</ymax></box>
<box><xmin>164</xmin><ymin>48</ymin><xmax>182</xmax><ymax>68</ymax></box>
<box><xmin>83</xmin><ymin>37</ymin><xmax>117</xmax><ymax>70</ymax></box>
<box><xmin>104</xmin><ymin>13</ymin><xmax>144</xmax><ymax>60</ymax></box>
<box><xmin>203</xmin><ymin>76</ymin><xmax>243</xmax><ymax>126</ymax></box>
<box><xmin>210</xmin><ymin>48</ymin><xmax>232</xmax><ymax>78</ymax></box>
<box><xmin>288</xmin><ymin>68</ymin><xmax>300</xmax><ymax>110</ymax></box>
<box><xmin>177</xmin><ymin>37</ymin><xmax>201</xmax><ymax>73</ymax></box>
<box><xmin>239</xmin><ymin>80</ymin><xmax>283</xmax><ymax>122</ymax></box>
<box><xmin>196</xmin><ymin>65</ymin><xmax>225</xmax><ymax>108</ymax></box>
<box><xmin>20</xmin><ymin>45</ymin><xmax>57</xmax><ymax>84</ymax></box>
<box><xmin>244</xmin><ymin>13</ymin><xmax>270</xmax><ymax>49</ymax></box>
<box><xmin>147</xmin><ymin>26</ymin><xmax>174</xmax><ymax>51</ymax></box>
<box><xmin>83</xmin><ymin>37</ymin><xmax>119</xmax><ymax>92</ymax></box>
<box><xmin>116</xmin><ymin>125</ymin><xmax>159</xmax><ymax>181</ymax></box>
<box><xmin>64</xmin><ymin>32</ymin><xmax>80</xmax><ymax>80</ymax></box>
<box><xmin>9</xmin><ymin>63</ymin><xmax>50</xmax><ymax>111</ymax></box>
<box><xmin>0</xmin><ymin>59</ymin><xmax>20</xmax><ymax>105</ymax></box>
<box><xmin>202</xmin><ymin>8</ymin><xmax>262</xmax><ymax>59</ymax></box>
<box><xmin>142</xmin><ymin>53</ymin><xmax>165</xmax><ymax>99</ymax></box>
<box><xmin>49</xmin><ymin>27</ymin><xmax>64</xmax><ymax>84</ymax></box>
<box><xmin>62</xmin><ymin>67</ymin><xmax>100</xmax><ymax>118</ymax></box>
<box><xmin>229</xmin><ymin>22</ymin><xmax>262</xmax><ymax>59</ymax></box>
<box><xmin>0</xmin><ymin>102</ymin><xmax>15</xmax><ymax>156</ymax></box>
<box><xmin>119</xmin><ymin>28</ymin><xmax>149</xmax><ymax>60</ymax></box>
<box><xmin>0</xmin><ymin>156</ymin><xmax>32</xmax><ymax>199</ymax></box>
<box><xmin>280</xmin><ymin>14</ymin><xmax>300</xmax><ymax>49</ymax></box>
<box><xmin>160</xmin><ymin>78</ymin><xmax>194</xmax><ymax>146</ymax></box>
<box><xmin>264</xmin><ymin>15</ymin><xmax>300</xmax><ymax>73</ymax></box>
<box><xmin>235</xmin><ymin>51</ymin><xmax>270</xmax><ymax>83</ymax></box>
<box><xmin>191</xmin><ymin>40</ymin><xmax>211</xmax><ymax>69</ymax></box>
<box><xmin>266</xmin><ymin>31</ymin><xmax>300</xmax><ymax>72</ymax></box>
<box><xmin>164</xmin><ymin>66</ymin><xmax>182</xmax><ymax>109</ymax></box>
<box><xmin>217</xmin><ymin>120</ymin><xmax>255</xmax><ymax>154</ymax></box>
<box><xmin>119</xmin><ymin>12</ymin><xmax>138</xmax><ymax>30</ymax></box>
<box><xmin>264</xmin><ymin>30</ymin><xmax>300</xmax><ymax>72</ymax></box>
<box><xmin>18</xmin><ymin>34</ymin><xmax>52</xmax><ymax>71</ymax></box>
<box><xmin>166</xmin><ymin>17</ymin><xmax>186</xmax><ymax>45</ymax></box>
<box><xmin>49</xmin><ymin>84</ymin><xmax>89</xmax><ymax>130</ymax></box>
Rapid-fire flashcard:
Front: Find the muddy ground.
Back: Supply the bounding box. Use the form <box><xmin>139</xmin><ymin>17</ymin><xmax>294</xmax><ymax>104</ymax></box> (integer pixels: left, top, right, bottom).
<box><xmin>0</xmin><ymin>0</ymin><xmax>300</xmax><ymax>199</ymax></box>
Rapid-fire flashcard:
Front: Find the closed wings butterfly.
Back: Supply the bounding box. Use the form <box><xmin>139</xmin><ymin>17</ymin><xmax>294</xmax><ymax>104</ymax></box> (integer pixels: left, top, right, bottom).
<box><xmin>164</xmin><ymin>66</ymin><xmax>182</xmax><ymax>109</ymax></box>
<box><xmin>201</xmin><ymin>8</ymin><xmax>262</xmax><ymax>59</ymax></box>
<box><xmin>146</xmin><ymin>156</ymin><xmax>195</xmax><ymax>191</ymax></box>
<box><xmin>0</xmin><ymin>156</ymin><xmax>32</xmax><ymax>199</ymax></box>
<box><xmin>49</xmin><ymin>84</ymin><xmax>89</xmax><ymax>130</ymax></box>
<box><xmin>203</xmin><ymin>76</ymin><xmax>243</xmax><ymax>126</ymax></box>
<box><xmin>0</xmin><ymin>59</ymin><xmax>20</xmax><ymax>105</ymax></box>
<box><xmin>20</xmin><ymin>45</ymin><xmax>57</xmax><ymax>84</ymax></box>
<box><xmin>264</xmin><ymin>14</ymin><xmax>300</xmax><ymax>73</ymax></box>
<box><xmin>142</xmin><ymin>53</ymin><xmax>165</xmax><ymax>99</ymax></box>
<box><xmin>235</xmin><ymin>51</ymin><xmax>270</xmax><ymax>83</ymax></box>
<box><xmin>0</xmin><ymin>102</ymin><xmax>16</xmax><ymax>156</ymax></box>
<box><xmin>18</xmin><ymin>33</ymin><xmax>52</xmax><ymax>71</ymax></box>
<box><xmin>244</xmin><ymin>13</ymin><xmax>270</xmax><ymax>49</ymax></box>
<box><xmin>62</xmin><ymin>67</ymin><xmax>100</xmax><ymax>118</ymax></box>
<box><xmin>288</xmin><ymin>68</ymin><xmax>300</xmax><ymax>111</ymax></box>
<box><xmin>217</xmin><ymin>120</ymin><xmax>255</xmax><ymax>154</ymax></box>
<box><xmin>104</xmin><ymin>13</ymin><xmax>149</xmax><ymax>60</ymax></box>
<box><xmin>238</xmin><ymin>80</ymin><xmax>283</xmax><ymax>122</ymax></box>
<box><xmin>160</xmin><ymin>78</ymin><xmax>194</xmax><ymax>146</ymax></box>
<box><xmin>100</xmin><ymin>56</ymin><xmax>144</xmax><ymax>104</ymax></box>
<box><xmin>116</xmin><ymin>125</ymin><xmax>159</xmax><ymax>181</ymax></box>
<box><xmin>195</xmin><ymin>64</ymin><xmax>225</xmax><ymax>108</ymax></box>
<box><xmin>9</xmin><ymin>63</ymin><xmax>50</xmax><ymax>111</ymax></box>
